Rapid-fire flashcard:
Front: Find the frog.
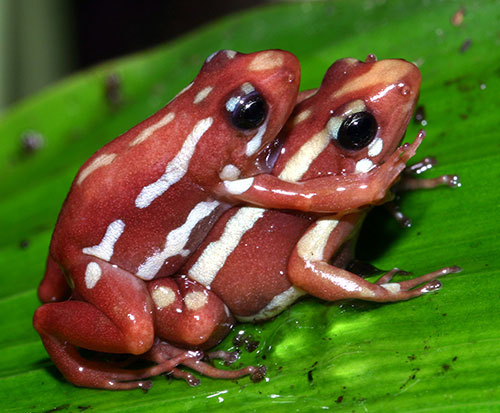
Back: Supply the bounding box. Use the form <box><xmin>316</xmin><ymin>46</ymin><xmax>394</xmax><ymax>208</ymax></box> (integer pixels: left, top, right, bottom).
<box><xmin>146</xmin><ymin>55</ymin><xmax>461</xmax><ymax>387</ymax></box>
<box><xmin>33</xmin><ymin>49</ymin><xmax>447</xmax><ymax>390</ymax></box>
<box><xmin>184</xmin><ymin>55</ymin><xmax>461</xmax><ymax>321</ymax></box>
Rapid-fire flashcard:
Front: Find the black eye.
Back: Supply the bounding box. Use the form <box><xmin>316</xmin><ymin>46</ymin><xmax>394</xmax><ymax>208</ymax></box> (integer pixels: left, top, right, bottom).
<box><xmin>337</xmin><ymin>111</ymin><xmax>378</xmax><ymax>150</ymax></box>
<box><xmin>226</xmin><ymin>89</ymin><xmax>268</xmax><ymax>130</ymax></box>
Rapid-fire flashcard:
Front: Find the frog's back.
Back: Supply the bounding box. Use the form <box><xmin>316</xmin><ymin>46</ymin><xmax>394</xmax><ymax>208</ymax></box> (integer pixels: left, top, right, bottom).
<box><xmin>48</xmin><ymin>49</ymin><xmax>302</xmax><ymax>280</ymax></box>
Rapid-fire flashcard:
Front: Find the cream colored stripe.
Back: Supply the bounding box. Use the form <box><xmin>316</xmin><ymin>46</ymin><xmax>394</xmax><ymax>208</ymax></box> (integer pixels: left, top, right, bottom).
<box><xmin>82</xmin><ymin>219</ymin><xmax>125</xmax><ymax>261</ymax></box>
<box><xmin>77</xmin><ymin>153</ymin><xmax>117</xmax><ymax>185</ymax></box>
<box><xmin>278</xmin><ymin>129</ymin><xmax>329</xmax><ymax>182</ymax></box>
<box><xmin>297</xmin><ymin>218</ymin><xmax>339</xmax><ymax>262</ymax></box>
<box><xmin>188</xmin><ymin>207</ymin><xmax>266</xmax><ymax>286</ymax></box>
<box><xmin>129</xmin><ymin>112</ymin><xmax>175</xmax><ymax>147</ymax></box>
<box><xmin>136</xmin><ymin>200</ymin><xmax>220</xmax><ymax>280</ymax></box>
<box><xmin>331</xmin><ymin>60</ymin><xmax>413</xmax><ymax>100</ymax></box>
<box><xmin>236</xmin><ymin>286</ymin><xmax>306</xmax><ymax>322</ymax></box>
<box><xmin>135</xmin><ymin>117</ymin><xmax>213</xmax><ymax>208</ymax></box>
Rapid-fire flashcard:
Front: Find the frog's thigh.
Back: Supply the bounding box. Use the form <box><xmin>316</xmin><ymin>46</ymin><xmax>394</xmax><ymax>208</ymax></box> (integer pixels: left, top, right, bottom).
<box><xmin>288</xmin><ymin>215</ymin><xmax>368</xmax><ymax>301</ymax></box>
<box><xmin>288</xmin><ymin>217</ymin><xmax>448</xmax><ymax>303</ymax></box>
<box><xmin>148</xmin><ymin>277</ymin><xmax>233</xmax><ymax>349</ymax></box>
<box><xmin>34</xmin><ymin>258</ymin><xmax>154</xmax><ymax>355</ymax></box>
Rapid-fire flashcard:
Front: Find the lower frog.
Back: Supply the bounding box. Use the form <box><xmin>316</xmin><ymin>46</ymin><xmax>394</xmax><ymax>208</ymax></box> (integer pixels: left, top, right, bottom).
<box><xmin>150</xmin><ymin>55</ymin><xmax>461</xmax><ymax>388</ymax></box>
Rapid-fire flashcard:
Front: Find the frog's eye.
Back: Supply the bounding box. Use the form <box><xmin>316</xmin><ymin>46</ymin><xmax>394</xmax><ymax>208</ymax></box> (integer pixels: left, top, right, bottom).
<box><xmin>337</xmin><ymin>111</ymin><xmax>378</xmax><ymax>150</ymax></box>
<box><xmin>226</xmin><ymin>85</ymin><xmax>268</xmax><ymax>130</ymax></box>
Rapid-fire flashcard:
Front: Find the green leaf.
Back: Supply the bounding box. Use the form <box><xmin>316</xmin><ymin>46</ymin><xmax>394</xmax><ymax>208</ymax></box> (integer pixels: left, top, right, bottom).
<box><xmin>1</xmin><ymin>1</ymin><xmax>499</xmax><ymax>411</ymax></box>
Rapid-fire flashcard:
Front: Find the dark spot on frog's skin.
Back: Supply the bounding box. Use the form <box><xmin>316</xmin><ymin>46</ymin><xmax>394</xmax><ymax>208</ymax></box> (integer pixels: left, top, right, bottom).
<box><xmin>20</xmin><ymin>239</ymin><xmax>30</xmax><ymax>249</ymax></box>
<box><xmin>20</xmin><ymin>131</ymin><xmax>44</xmax><ymax>155</ymax></box>
<box><xmin>105</xmin><ymin>73</ymin><xmax>123</xmax><ymax>109</ymax></box>
<box><xmin>442</xmin><ymin>364</ymin><xmax>451</xmax><ymax>371</ymax></box>
<box><xmin>335</xmin><ymin>395</ymin><xmax>344</xmax><ymax>404</ymax></box>
<box><xmin>459</xmin><ymin>113</ymin><xmax>469</xmax><ymax>120</ymax></box>
<box><xmin>44</xmin><ymin>404</ymin><xmax>70</xmax><ymax>413</ymax></box>
<box><xmin>408</xmin><ymin>354</ymin><xmax>416</xmax><ymax>361</ymax></box>
<box><xmin>460</xmin><ymin>38</ymin><xmax>472</xmax><ymax>53</ymax></box>
<box><xmin>424</xmin><ymin>345</ymin><xmax>430</xmax><ymax>350</ymax></box>
<box><xmin>442</xmin><ymin>313</ymin><xmax>447</xmax><ymax>317</ymax></box>
<box><xmin>452</xmin><ymin>356</ymin><xmax>458</xmax><ymax>362</ymax></box>
<box><xmin>414</xmin><ymin>105</ymin><xmax>426</xmax><ymax>125</ymax></box>
<box><xmin>261</xmin><ymin>354</ymin><xmax>266</xmax><ymax>360</ymax></box>
<box><xmin>77</xmin><ymin>407</ymin><xmax>91</xmax><ymax>412</ymax></box>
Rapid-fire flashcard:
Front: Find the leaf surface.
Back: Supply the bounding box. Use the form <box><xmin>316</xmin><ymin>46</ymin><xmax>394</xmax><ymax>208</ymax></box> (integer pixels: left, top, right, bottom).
<box><xmin>1</xmin><ymin>1</ymin><xmax>499</xmax><ymax>412</ymax></box>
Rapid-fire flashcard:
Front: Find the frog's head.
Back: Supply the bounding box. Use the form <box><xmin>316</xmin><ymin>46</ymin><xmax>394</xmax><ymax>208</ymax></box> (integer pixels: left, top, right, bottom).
<box><xmin>274</xmin><ymin>55</ymin><xmax>421</xmax><ymax>181</ymax></box>
<box><xmin>172</xmin><ymin>49</ymin><xmax>300</xmax><ymax>186</ymax></box>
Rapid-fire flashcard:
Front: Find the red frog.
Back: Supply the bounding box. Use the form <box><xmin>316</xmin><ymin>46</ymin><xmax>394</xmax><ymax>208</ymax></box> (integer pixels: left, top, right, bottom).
<box><xmin>147</xmin><ymin>55</ymin><xmax>460</xmax><ymax>387</ymax></box>
<box><xmin>33</xmin><ymin>50</ymin><xmax>449</xmax><ymax>389</ymax></box>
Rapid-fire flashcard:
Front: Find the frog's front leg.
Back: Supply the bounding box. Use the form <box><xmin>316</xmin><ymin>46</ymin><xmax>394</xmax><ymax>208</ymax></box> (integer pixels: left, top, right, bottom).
<box><xmin>288</xmin><ymin>214</ymin><xmax>461</xmax><ymax>303</ymax></box>
<box><xmin>219</xmin><ymin>130</ymin><xmax>424</xmax><ymax>213</ymax></box>
<box><xmin>33</xmin><ymin>257</ymin><xmax>200</xmax><ymax>389</ymax></box>
<box><xmin>386</xmin><ymin>157</ymin><xmax>461</xmax><ymax>227</ymax></box>
<box><xmin>397</xmin><ymin>156</ymin><xmax>461</xmax><ymax>191</ymax></box>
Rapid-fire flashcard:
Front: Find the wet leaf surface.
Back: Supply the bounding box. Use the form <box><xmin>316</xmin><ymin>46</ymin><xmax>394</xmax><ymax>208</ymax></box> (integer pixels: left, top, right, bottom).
<box><xmin>1</xmin><ymin>1</ymin><xmax>499</xmax><ymax>411</ymax></box>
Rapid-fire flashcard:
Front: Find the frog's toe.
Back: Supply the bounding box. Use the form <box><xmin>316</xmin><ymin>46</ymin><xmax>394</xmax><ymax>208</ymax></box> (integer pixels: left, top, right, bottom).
<box><xmin>206</xmin><ymin>349</ymin><xmax>240</xmax><ymax>365</ymax></box>
<box><xmin>376</xmin><ymin>265</ymin><xmax>461</xmax><ymax>301</ymax></box>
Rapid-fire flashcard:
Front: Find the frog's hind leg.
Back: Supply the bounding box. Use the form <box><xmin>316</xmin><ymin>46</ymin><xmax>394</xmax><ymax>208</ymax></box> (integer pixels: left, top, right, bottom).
<box><xmin>37</xmin><ymin>255</ymin><xmax>71</xmax><ymax>303</ymax></box>
<box><xmin>34</xmin><ymin>257</ymin><xmax>202</xmax><ymax>389</ymax></box>
<box><xmin>146</xmin><ymin>276</ymin><xmax>266</xmax><ymax>384</ymax></box>
<box><xmin>38</xmin><ymin>334</ymin><xmax>201</xmax><ymax>389</ymax></box>
<box><xmin>288</xmin><ymin>215</ymin><xmax>461</xmax><ymax>303</ymax></box>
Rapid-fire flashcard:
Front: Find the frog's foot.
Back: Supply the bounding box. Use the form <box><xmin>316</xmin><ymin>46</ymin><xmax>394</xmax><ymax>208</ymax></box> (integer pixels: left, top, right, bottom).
<box><xmin>395</xmin><ymin>156</ymin><xmax>461</xmax><ymax>192</ymax></box>
<box><xmin>384</xmin><ymin>156</ymin><xmax>460</xmax><ymax>226</ymax></box>
<box><xmin>383</xmin><ymin>200</ymin><xmax>413</xmax><ymax>228</ymax></box>
<box><xmin>363</xmin><ymin>130</ymin><xmax>426</xmax><ymax>206</ymax></box>
<box><xmin>145</xmin><ymin>339</ymin><xmax>266</xmax><ymax>386</ymax></box>
<box><xmin>38</xmin><ymin>335</ymin><xmax>202</xmax><ymax>390</ymax></box>
<box><xmin>206</xmin><ymin>349</ymin><xmax>240</xmax><ymax>364</ymax></box>
<box><xmin>370</xmin><ymin>266</ymin><xmax>463</xmax><ymax>300</ymax></box>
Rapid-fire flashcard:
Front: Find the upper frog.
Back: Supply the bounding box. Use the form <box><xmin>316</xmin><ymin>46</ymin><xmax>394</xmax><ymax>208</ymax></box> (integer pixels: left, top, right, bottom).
<box><xmin>40</xmin><ymin>49</ymin><xmax>302</xmax><ymax>301</ymax></box>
